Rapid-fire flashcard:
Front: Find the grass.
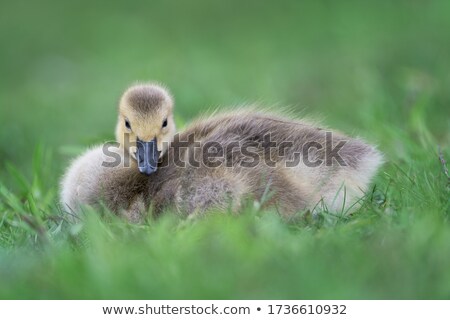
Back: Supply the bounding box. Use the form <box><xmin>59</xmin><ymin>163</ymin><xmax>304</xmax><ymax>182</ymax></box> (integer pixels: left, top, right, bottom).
<box><xmin>0</xmin><ymin>0</ymin><xmax>449</xmax><ymax>299</ymax></box>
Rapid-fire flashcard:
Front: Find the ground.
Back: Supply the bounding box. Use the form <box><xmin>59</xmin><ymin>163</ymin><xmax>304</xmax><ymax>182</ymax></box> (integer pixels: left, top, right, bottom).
<box><xmin>0</xmin><ymin>0</ymin><xmax>449</xmax><ymax>299</ymax></box>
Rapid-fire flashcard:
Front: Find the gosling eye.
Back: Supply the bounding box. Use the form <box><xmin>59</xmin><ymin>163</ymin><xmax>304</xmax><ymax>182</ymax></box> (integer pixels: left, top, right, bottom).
<box><xmin>162</xmin><ymin>119</ymin><xmax>168</xmax><ymax>128</ymax></box>
<box><xmin>125</xmin><ymin>119</ymin><xmax>131</xmax><ymax>130</ymax></box>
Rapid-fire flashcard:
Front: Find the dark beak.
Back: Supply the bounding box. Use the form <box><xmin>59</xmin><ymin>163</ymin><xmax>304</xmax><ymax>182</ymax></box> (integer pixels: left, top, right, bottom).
<box><xmin>136</xmin><ymin>137</ymin><xmax>159</xmax><ymax>175</ymax></box>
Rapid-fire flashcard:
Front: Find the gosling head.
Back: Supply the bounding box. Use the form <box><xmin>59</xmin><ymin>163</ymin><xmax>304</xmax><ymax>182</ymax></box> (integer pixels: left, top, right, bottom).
<box><xmin>115</xmin><ymin>83</ymin><xmax>175</xmax><ymax>176</ymax></box>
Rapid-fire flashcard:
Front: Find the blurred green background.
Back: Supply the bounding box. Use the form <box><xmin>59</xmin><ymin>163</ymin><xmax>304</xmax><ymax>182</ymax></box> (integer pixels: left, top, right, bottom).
<box><xmin>0</xmin><ymin>0</ymin><xmax>449</xmax><ymax>299</ymax></box>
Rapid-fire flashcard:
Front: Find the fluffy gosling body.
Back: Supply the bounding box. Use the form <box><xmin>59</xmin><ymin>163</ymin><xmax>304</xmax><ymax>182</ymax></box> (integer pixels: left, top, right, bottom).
<box><xmin>150</xmin><ymin>110</ymin><xmax>383</xmax><ymax>217</ymax></box>
<box><xmin>60</xmin><ymin>85</ymin><xmax>384</xmax><ymax>222</ymax></box>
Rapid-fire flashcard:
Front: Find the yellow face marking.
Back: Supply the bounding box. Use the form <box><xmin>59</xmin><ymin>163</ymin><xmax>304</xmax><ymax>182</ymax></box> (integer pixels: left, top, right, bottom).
<box><xmin>115</xmin><ymin>83</ymin><xmax>175</xmax><ymax>160</ymax></box>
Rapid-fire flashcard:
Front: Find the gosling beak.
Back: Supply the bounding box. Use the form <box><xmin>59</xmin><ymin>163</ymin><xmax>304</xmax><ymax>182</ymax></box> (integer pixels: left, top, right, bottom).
<box><xmin>136</xmin><ymin>137</ymin><xmax>159</xmax><ymax>175</ymax></box>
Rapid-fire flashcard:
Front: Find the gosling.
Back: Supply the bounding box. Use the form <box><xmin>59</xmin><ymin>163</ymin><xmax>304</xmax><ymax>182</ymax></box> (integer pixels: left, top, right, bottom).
<box><xmin>60</xmin><ymin>85</ymin><xmax>384</xmax><ymax>221</ymax></box>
